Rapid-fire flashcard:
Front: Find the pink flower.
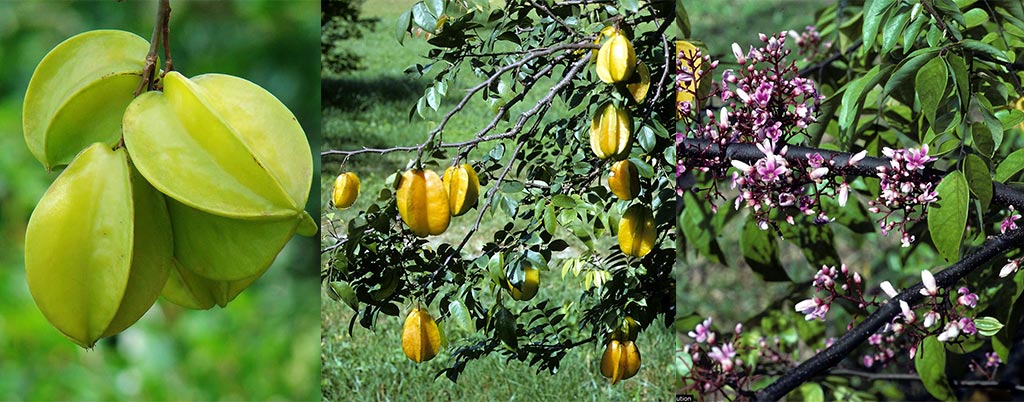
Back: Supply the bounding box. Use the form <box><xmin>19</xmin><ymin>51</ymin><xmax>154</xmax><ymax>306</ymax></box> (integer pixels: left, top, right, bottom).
<box><xmin>899</xmin><ymin>300</ymin><xmax>916</xmax><ymax>324</ymax></box>
<box><xmin>957</xmin><ymin>287</ymin><xmax>978</xmax><ymax>308</ymax></box>
<box><xmin>880</xmin><ymin>281</ymin><xmax>898</xmax><ymax>298</ymax></box>
<box><xmin>919</xmin><ymin>270</ymin><xmax>937</xmax><ymax>297</ymax></box>
<box><xmin>838</xmin><ymin>182</ymin><xmax>850</xmax><ymax>207</ymax></box>
<box><xmin>848</xmin><ymin>150</ymin><xmax>867</xmax><ymax>166</ymax></box>
<box><xmin>1000</xmin><ymin>259</ymin><xmax>1020</xmax><ymax>278</ymax></box>
<box><xmin>1001</xmin><ymin>206</ymin><xmax>1020</xmax><ymax>234</ymax></box>
<box><xmin>923</xmin><ymin>311</ymin><xmax>941</xmax><ymax>328</ymax></box>
<box><xmin>732</xmin><ymin>43</ymin><xmax>746</xmax><ymax>64</ymax></box>
<box><xmin>688</xmin><ymin>317</ymin><xmax>713</xmax><ymax>343</ymax></box>
<box><xmin>709</xmin><ymin>342</ymin><xmax>737</xmax><ymax>372</ymax></box>
<box><xmin>862</xmin><ymin>354</ymin><xmax>874</xmax><ymax>368</ymax></box>
<box><xmin>986</xmin><ymin>352</ymin><xmax>1001</xmax><ymax>368</ymax></box>
<box><xmin>937</xmin><ymin>321</ymin><xmax>961</xmax><ymax>342</ymax></box>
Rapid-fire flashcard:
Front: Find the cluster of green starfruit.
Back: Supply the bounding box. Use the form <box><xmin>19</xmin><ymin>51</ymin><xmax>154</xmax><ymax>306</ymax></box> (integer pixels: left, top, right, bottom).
<box><xmin>22</xmin><ymin>30</ymin><xmax>315</xmax><ymax>348</ymax></box>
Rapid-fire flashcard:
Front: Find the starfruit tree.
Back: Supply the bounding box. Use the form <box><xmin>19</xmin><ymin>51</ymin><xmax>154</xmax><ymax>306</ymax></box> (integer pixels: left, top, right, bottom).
<box><xmin>674</xmin><ymin>0</ymin><xmax>1024</xmax><ymax>400</ymax></box>
<box><xmin>322</xmin><ymin>0</ymin><xmax>677</xmax><ymax>384</ymax></box>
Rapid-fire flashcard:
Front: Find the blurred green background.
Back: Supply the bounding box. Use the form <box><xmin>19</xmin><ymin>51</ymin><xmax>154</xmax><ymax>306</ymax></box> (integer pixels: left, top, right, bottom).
<box><xmin>0</xmin><ymin>1</ymin><xmax>320</xmax><ymax>400</ymax></box>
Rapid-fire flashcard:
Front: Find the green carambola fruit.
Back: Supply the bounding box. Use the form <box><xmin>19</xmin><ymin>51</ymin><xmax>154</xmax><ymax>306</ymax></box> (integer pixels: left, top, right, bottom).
<box><xmin>123</xmin><ymin>71</ymin><xmax>312</xmax><ymax>221</ymax></box>
<box><xmin>23</xmin><ymin>30</ymin><xmax>149</xmax><ymax>170</ymax></box>
<box><xmin>161</xmin><ymin>258</ymin><xmax>261</xmax><ymax>310</ymax></box>
<box><xmin>25</xmin><ymin>144</ymin><xmax>172</xmax><ymax>348</ymax></box>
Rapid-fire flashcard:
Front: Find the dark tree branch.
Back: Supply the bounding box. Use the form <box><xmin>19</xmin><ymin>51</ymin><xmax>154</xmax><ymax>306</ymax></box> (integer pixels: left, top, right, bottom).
<box><xmin>676</xmin><ymin>137</ymin><xmax>1024</xmax><ymax>210</ymax></box>
<box><xmin>752</xmin><ymin>228</ymin><xmax>1024</xmax><ymax>401</ymax></box>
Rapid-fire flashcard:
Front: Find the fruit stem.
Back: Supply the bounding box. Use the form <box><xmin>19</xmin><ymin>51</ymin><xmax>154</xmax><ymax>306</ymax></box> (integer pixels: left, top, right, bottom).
<box><xmin>134</xmin><ymin>0</ymin><xmax>173</xmax><ymax>97</ymax></box>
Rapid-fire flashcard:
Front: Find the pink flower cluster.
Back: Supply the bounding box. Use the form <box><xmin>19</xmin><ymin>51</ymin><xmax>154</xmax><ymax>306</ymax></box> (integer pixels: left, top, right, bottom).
<box><xmin>788</xmin><ymin>25</ymin><xmax>830</xmax><ymax>61</ymax></box>
<box><xmin>868</xmin><ymin>146</ymin><xmax>937</xmax><ymax>247</ymax></box>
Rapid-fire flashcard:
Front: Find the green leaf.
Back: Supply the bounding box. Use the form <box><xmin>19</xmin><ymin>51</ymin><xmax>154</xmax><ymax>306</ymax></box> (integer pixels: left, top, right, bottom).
<box><xmin>995</xmin><ymin>148</ymin><xmax>1024</xmax><ymax>182</ymax></box>
<box><xmin>965</xmin><ymin>154</ymin><xmax>993</xmax><ymax>211</ymax></box>
<box><xmin>883</xmin><ymin>48</ymin><xmax>939</xmax><ymax>100</ymax></box>
<box><xmin>928</xmin><ymin>171</ymin><xmax>969</xmax><ymax>263</ymax></box>
<box><xmin>779</xmin><ymin>219</ymin><xmax>842</xmax><ymax>270</ymax></box>
<box><xmin>676</xmin><ymin>0</ymin><xmax>691</xmax><ymax>38</ymax></box>
<box><xmin>619</xmin><ymin>0</ymin><xmax>639</xmax><ymax>13</ymax></box>
<box><xmin>903</xmin><ymin>12</ymin><xmax>927</xmax><ymax>48</ymax></box>
<box><xmin>740</xmin><ymin>216</ymin><xmax>789</xmax><ymax>282</ymax></box>
<box><xmin>493</xmin><ymin>305</ymin><xmax>518</xmax><ymax>350</ymax></box>
<box><xmin>425</xmin><ymin>0</ymin><xmax>445</xmax><ymax>19</ymax></box>
<box><xmin>961</xmin><ymin>39</ymin><xmax>1007</xmax><ymax>62</ymax></box>
<box><xmin>963</xmin><ymin>8</ymin><xmax>990</xmax><ymax>28</ymax></box>
<box><xmin>916</xmin><ymin>56</ymin><xmax>949</xmax><ymax>127</ymax></box>
<box><xmin>796</xmin><ymin>383</ymin><xmax>825</xmax><ymax>402</ymax></box>
<box><xmin>915</xmin><ymin>336</ymin><xmax>956</xmax><ymax>401</ymax></box>
<box><xmin>396</xmin><ymin>9</ymin><xmax>412</xmax><ymax>45</ymax></box>
<box><xmin>551</xmin><ymin>194</ymin><xmax>576</xmax><ymax>208</ymax></box>
<box><xmin>863</xmin><ymin>0</ymin><xmax>897</xmax><ymax>50</ymax></box>
<box><xmin>839</xmin><ymin>65</ymin><xmax>891</xmax><ymax>137</ymax></box>
<box><xmin>881</xmin><ymin>7</ymin><xmax>910</xmax><ymax>55</ymax></box>
<box><xmin>543</xmin><ymin>204</ymin><xmax>556</xmax><ymax>235</ymax></box>
<box><xmin>973</xmin><ymin>122</ymin><xmax>995</xmax><ymax>157</ymax></box>
<box><xmin>975</xmin><ymin>316</ymin><xmax>1004</xmax><ymax>337</ymax></box>
<box><xmin>411</xmin><ymin>2</ymin><xmax>438</xmax><ymax>33</ymax></box>
<box><xmin>638</xmin><ymin>125</ymin><xmax>656</xmax><ymax>153</ymax></box>
<box><xmin>449</xmin><ymin>299</ymin><xmax>475</xmax><ymax>332</ymax></box>
<box><xmin>680</xmin><ymin>193</ymin><xmax>726</xmax><ymax>264</ymax></box>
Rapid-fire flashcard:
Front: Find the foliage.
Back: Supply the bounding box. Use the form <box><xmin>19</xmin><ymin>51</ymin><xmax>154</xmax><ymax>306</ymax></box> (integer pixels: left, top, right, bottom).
<box><xmin>322</xmin><ymin>0</ymin><xmax>378</xmax><ymax>75</ymax></box>
<box><xmin>322</xmin><ymin>0</ymin><xmax>677</xmax><ymax>385</ymax></box>
<box><xmin>676</xmin><ymin>0</ymin><xmax>1024</xmax><ymax>399</ymax></box>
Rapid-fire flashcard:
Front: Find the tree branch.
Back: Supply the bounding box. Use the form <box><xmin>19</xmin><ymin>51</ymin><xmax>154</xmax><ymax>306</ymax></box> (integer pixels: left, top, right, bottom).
<box><xmin>752</xmin><ymin>228</ymin><xmax>1024</xmax><ymax>401</ymax></box>
<box><xmin>676</xmin><ymin>137</ymin><xmax>1024</xmax><ymax>210</ymax></box>
<box><xmin>134</xmin><ymin>0</ymin><xmax>172</xmax><ymax>96</ymax></box>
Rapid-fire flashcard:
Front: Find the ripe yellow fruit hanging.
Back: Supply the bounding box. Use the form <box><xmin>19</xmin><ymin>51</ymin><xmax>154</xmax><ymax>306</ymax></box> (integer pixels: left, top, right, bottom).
<box><xmin>590</xmin><ymin>103</ymin><xmax>633</xmax><ymax>160</ymax></box>
<box><xmin>402</xmin><ymin>308</ymin><xmax>442</xmax><ymax>363</ymax></box>
<box><xmin>596</xmin><ymin>29</ymin><xmax>636</xmax><ymax>83</ymax></box>
<box><xmin>618</xmin><ymin>204</ymin><xmax>656</xmax><ymax>257</ymax></box>
<box><xmin>505</xmin><ymin>264</ymin><xmax>540</xmax><ymax>301</ymax></box>
<box><xmin>625</xmin><ymin>62</ymin><xmax>651</xmax><ymax>104</ymax></box>
<box><xmin>396</xmin><ymin>169</ymin><xmax>451</xmax><ymax>237</ymax></box>
<box><xmin>676</xmin><ymin>40</ymin><xmax>703</xmax><ymax>117</ymax></box>
<box><xmin>443</xmin><ymin>164</ymin><xmax>480</xmax><ymax>217</ymax></box>
<box><xmin>608</xmin><ymin>160</ymin><xmax>640</xmax><ymax>200</ymax></box>
<box><xmin>332</xmin><ymin>172</ymin><xmax>360</xmax><ymax>209</ymax></box>
<box><xmin>600</xmin><ymin>340</ymin><xmax>642</xmax><ymax>384</ymax></box>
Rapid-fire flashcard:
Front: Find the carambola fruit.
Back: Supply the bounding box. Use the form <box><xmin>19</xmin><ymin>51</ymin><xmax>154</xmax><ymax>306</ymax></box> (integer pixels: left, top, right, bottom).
<box><xmin>590</xmin><ymin>103</ymin><xmax>633</xmax><ymax>160</ymax></box>
<box><xmin>396</xmin><ymin>169</ymin><xmax>451</xmax><ymax>237</ymax></box>
<box><xmin>443</xmin><ymin>164</ymin><xmax>480</xmax><ymax>217</ymax></box>
<box><xmin>25</xmin><ymin>143</ymin><xmax>172</xmax><ymax>348</ymax></box>
<box><xmin>332</xmin><ymin>172</ymin><xmax>360</xmax><ymax>209</ymax></box>
<box><xmin>402</xmin><ymin>308</ymin><xmax>442</xmax><ymax>363</ymax></box>
<box><xmin>618</xmin><ymin>204</ymin><xmax>656</xmax><ymax>257</ymax></box>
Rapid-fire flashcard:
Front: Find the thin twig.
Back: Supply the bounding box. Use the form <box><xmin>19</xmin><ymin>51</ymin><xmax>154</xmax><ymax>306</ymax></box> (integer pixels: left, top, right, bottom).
<box><xmin>134</xmin><ymin>0</ymin><xmax>171</xmax><ymax>96</ymax></box>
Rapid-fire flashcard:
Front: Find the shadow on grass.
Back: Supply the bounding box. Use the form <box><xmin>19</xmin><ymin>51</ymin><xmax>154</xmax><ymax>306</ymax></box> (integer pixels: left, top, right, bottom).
<box><xmin>322</xmin><ymin>74</ymin><xmax>426</xmax><ymax>111</ymax></box>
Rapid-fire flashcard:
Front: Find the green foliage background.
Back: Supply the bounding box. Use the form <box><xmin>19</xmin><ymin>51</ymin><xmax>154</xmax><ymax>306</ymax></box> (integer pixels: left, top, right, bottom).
<box><xmin>0</xmin><ymin>1</ymin><xmax>320</xmax><ymax>400</ymax></box>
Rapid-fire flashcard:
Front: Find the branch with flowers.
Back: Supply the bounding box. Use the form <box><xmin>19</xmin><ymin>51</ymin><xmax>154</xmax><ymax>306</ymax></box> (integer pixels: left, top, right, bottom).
<box><xmin>675</xmin><ymin>0</ymin><xmax>1024</xmax><ymax>397</ymax></box>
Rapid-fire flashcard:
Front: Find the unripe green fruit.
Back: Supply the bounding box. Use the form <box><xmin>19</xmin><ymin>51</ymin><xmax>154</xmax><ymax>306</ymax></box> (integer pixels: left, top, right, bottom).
<box><xmin>25</xmin><ymin>144</ymin><xmax>172</xmax><ymax>348</ymax></box>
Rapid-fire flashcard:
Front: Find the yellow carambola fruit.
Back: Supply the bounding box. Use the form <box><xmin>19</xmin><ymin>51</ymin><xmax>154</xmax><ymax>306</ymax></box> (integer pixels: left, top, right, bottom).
<box><xmin>676</xmin><ymin>40</ymin><xmax>703</xmax><ymax>116</ymax></box>
<box><xmin>166</xmin><ymin>198</ymin><xmax>305</xmax><ymax>281</ymax></box>
<box><xmin>608</xmin><ymin>160</ymin><xmax>640</xmax><ymax>200</ymax></box>
<box><xmin>23</xmin><ymin>30</ymin><xmax>149</xmax><ymax>170</ymax></box>
<box><xmin>590</xmin><ymin>103</ymin><xmax>633</xmax><ymax>160</ymax></box>
<box><xmin>443</xmin><ymin>164</ymin><xmax>480</xmax><ymax>216</ymax></box>
<box><xmin>600</xmin><ymin>340</ymin><xmax>642</xmax><ymax>384</ymax></box>
<box><xmin>332</xmin><ymin>172</ymin><xmax>360</xmax><ymax>209</ymax></box>
<box><xmin>160</xmin><ymin>258</ymin><xmax>261</xmax><ymax>310</ymax></box>
<box><xmin>25</xmin><ymin>144</ymin><xmax>172</xmax><ymax>348</ymax></box>
<box><xmin>123</xmin><ymin>71</ymin><xmax>312</xmax><ymax>222</ymax></box>
<box><xmin>596</xmin><ymin>29</ymin><xmax>636</xmax><ymax>84</ymax></box>
<box><xmin>505</xmin><ymin>264</ymin><xmax>540</xmax><ymax>301</ymax></box>
<box><xmin>396</xmin><ymin>169</ymin><xmax>451</xmax><ymax>237</ymax></box>
<box><xmin>402</xmin><ymin>308</ymin><xmax>442</xmax><ymax>363</ymax></box>
<box><xmin>618</xmin><ymin>204</ymin><xmax>656</xmax><ymax>257</ymax></box>
<box><xmin>625</xmin><ymin>62</ymin><xmax>651</xmax><ymax>104</ymax></box>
